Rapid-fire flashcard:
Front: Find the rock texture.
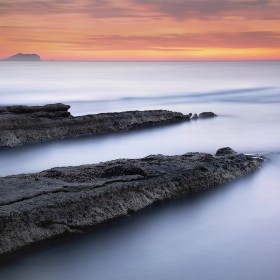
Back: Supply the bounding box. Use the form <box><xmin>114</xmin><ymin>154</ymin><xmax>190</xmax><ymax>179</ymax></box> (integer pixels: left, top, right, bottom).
<box><xmin>0</xmin><ymin>103</ymin><xmax>191</xmax><ymax>148</ymax></box>
<box><xmin>216</xmin><ymin>147</ymin><xmax>238</xmax><ymax>156</ymax></box>
<box><xmin>0</xmin><ymin>149</ymin><xmax>263</xmax><ymax>256</ymax></box>
<box><xmin>191</xmin><ymin>112</ymin><xmax>217</xmax><ymax>120</ymax></box>
<box><xmin>199</xmin><ymin>112</ymin><xmax>217</xmax><ymax>118</ymax></box>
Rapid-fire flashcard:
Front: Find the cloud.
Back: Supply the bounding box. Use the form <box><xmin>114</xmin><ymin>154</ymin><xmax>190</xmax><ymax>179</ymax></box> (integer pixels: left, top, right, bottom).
<box><xmin>1</xmin><ymin>0</ymin><xmax>279</xmax><ymax>20</ymax></box>
<box><xmin>0</xmin><ymin>0</ymin><xmax>155</xmax><ymax>18</ymax></box>
<box><xmin>0</xmin><ymin>25</ymin><xmax>67</xmax><ymax>30</ymax></box>
<box><xmin>10</xmin><ymin>31</ymin><xmax>280</xmax><ymax>50</ymax></box>
<box><xmin>85</xmin><ymin>31</ymin><xmax>280</xmax><ymax>49</ymax></box>
<box><xmin>0</xmin><ymin>0</ymin><xmax>69</xmax><ymax>15</ymax></box>
<box><xmin>133</xmin><ymin>0</ymin><xmax>280</xmax><ymax>20</ymax></box>
<box><xmin>1</xmin><ymin>0</ymin><xmax>279</xmax><ymax>60</ymax></box>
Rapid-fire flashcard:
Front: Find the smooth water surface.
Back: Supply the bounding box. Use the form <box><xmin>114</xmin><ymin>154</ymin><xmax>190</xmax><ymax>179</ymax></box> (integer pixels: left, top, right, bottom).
<box><xmin>0</xmin><ymin>62</ymin><xmax>279</xmax><ymax>280</ymax></box>
<box><xmin>0</xmin><ymin>62</ymin><xmax>279</xmax><ymax>176</ymax></box>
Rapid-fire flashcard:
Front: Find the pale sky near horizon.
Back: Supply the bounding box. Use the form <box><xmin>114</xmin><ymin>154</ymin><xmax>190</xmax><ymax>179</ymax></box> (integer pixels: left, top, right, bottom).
<box><xmin>1</xmin><ymin>0</ymin><xmax>280</xmax><ymax>61</ymax></box>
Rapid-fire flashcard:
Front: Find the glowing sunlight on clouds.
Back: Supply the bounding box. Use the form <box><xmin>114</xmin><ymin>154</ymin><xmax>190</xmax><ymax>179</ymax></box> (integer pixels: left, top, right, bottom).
<box><xmin>1</xmin><ymin>0</ymin><xmax>279</xmax><ymax>60</ymax></box>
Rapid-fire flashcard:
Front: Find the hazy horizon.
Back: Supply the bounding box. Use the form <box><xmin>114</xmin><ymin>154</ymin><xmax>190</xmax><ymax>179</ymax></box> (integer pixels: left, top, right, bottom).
<box><xmin>1</xmin><ymin>55</ymin><xmax>280</xmax><ymax>63</ymax></box>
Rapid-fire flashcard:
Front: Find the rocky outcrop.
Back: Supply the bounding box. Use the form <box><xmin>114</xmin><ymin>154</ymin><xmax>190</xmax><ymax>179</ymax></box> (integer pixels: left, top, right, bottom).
<box><xmin>192</xmin><ymin>113</ymin><xmax>198</xmax><ymax>120</ymax></box>
<box><xmin>0</xmin><ymin>103</ymin><xmax>192</xmax><ymax>148</ymax></box>
<box><xmin>0</xmin><ymin>149</ymin><xmax>264</xmax><ymax>256</ymax></box>
<box><xmin>191</xmin><ymin>112</ymin><xmax>216</xmax><ymax>120</ymax></box>
<box><xmin>216</xmin><ymin>147</ymin><xmax>238</xmax><ymax>156</ymax></box>
<box><xmin>198</xmin><ymin>112</ymin><xmax>217</xmax><ymax>119</ymax></box>
<box><xmin>0</xmin><ymin>103</ymin><xmax>70</xmax><ymax>114</ymax></box>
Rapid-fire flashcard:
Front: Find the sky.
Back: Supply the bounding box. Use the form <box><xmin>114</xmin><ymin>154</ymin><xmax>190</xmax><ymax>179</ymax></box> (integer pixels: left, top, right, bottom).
<box><xmin>1</xmin><ymin>0</ymin><xmax>280</xmax><ymax>61</ymax></box>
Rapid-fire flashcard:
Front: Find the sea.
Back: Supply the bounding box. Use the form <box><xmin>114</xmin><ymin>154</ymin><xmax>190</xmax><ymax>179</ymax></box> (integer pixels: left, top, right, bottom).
<box><xmin>0</xmin><ymin>61</ymin><xmax>279</xmax><ymax>280</ymax></box>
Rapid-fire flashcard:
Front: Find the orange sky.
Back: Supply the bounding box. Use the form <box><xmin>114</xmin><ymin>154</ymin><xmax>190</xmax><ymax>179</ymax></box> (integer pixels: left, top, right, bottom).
<box><xmin>1</xmin><ymin>0</ymin><xmax>280</xmax><ymax>61</ymax></box>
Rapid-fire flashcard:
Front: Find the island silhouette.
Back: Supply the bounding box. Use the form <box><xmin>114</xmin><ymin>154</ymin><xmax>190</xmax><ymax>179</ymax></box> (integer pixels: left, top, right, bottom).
<box><xmin>3</xmin><ymin>53</ymin><xmax>41</xmax><ymax>61</ymax></box>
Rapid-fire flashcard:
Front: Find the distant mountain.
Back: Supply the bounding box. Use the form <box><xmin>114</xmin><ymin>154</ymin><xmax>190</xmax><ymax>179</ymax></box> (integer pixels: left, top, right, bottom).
<box><xmin>4</xmin><ymin>53</ymin><xmax>41</xmax><ymax>61</ymax></box>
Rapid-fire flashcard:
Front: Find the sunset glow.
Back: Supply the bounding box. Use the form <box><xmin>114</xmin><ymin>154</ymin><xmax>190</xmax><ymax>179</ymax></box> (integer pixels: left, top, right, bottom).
<box><xmin>1</xmin><ymin>0</ymin><xmax>280</xmax><ymax>61</ymax></box>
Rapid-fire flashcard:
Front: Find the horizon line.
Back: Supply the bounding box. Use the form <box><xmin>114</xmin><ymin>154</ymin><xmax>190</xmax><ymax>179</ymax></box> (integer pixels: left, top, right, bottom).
<box><xmin>1</xmin><ymin>59</ymin><xmax>280</xmax><ymax>62</ymax></box>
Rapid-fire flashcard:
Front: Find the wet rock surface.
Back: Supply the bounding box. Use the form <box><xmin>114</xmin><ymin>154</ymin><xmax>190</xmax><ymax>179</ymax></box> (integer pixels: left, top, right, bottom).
<box><xmin>0</xmin><ymin>103</ymin><xmax>191</xmax><ymax>148</ymax></box>
<box><xmin>199</xmin><ymin>112</ymin><xmax>217</xmax><ymax>118</ymax></box>
<box><xmin>191</xmin><ymin>112</ymin><xmax>216</xmax><ymax>120</ymax></box>
<box><xmin>0</xmin><ymin>149</ymin><xmax>263</xmax><ymax>256</ymax></box>
<box><xmin>0</xmin><ymin>104</ymin><xmax>218</xmax><ymax>148</ymax></box>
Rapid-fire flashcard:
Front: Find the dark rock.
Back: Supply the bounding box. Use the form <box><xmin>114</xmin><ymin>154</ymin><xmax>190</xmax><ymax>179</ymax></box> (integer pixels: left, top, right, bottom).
<box><xmin>199</xmin><ymin>112</ymin><xmax>217</xmax><ymax>119</ymax></box>
<box><xmin>0</xmin><ymin>103</ymin><xmax>191</xmax><ymax>148</ymax></box>
<box><xmin>0</xmin><ymin>150</ymin><xmax>264</xmax><ymax>256</ymax></box>
<box><xmin>192</xmin><ymin>113</ymin><xmax>198</xmax><ymax>120</ymax></box>
<box><xmin>216</xmin><ymin>147</ymin><xmax>238</xmax><ymax>156</ymax></box>
<box><xmin>31</xmin><ymin>111</ymin><xmax>71</xmax><ymax>119</ymax></box>
<box><xmin>1</xmin><ymin>103</ymin><xmax>70</xmax><ymax>114</ymax></box>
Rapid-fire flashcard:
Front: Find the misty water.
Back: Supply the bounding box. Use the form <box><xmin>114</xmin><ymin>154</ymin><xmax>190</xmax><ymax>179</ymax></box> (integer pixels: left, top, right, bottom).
<box><xmin>0</xmin><ymin>61</ymin><xmax>280</xmax><ymax>279</ymax></box>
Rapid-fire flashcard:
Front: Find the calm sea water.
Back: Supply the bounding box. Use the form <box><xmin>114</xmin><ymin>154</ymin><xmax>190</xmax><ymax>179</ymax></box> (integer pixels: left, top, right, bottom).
<box><xmin>0</xmin><ymin>61</ymin><xmax>279</xmax><ymax>280</ymax></box>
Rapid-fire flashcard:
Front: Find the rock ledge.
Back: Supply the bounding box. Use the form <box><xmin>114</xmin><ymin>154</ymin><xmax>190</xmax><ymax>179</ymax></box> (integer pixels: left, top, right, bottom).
<box><xmin>0</xmin><ymin>103</ymin><xmax>216</xmax><ymax>148</ymax></box>
<box><xmin>0</xmin><ymin>104</ymin><xmax>190</xmax><ymax>148</ymax></box>
<box><xmin>0</xmin><ymin>148</ymin><xmax>263</xmax><ymax>256</ymax></box>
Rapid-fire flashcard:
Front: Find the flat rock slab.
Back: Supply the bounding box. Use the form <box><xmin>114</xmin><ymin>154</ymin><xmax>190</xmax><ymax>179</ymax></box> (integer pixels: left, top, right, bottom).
<box><xmin>0</xmin><ymin>104</ymin><xmax>188</xmax><ymax>148</ymax></box>
<box><xmin>0</xmin><ymin>103</ymin><xmax>216</xmax><ymax>148</ymax></box>
<box><xmin>0</xmin><ymin>149</ymin><xmax>263</xmax><ymax>256</ymax></box>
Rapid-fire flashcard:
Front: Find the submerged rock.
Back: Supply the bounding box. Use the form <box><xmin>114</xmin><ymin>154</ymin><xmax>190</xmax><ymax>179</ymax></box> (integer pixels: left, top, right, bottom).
<box><xmin>199</xmin><ymin>112</ymin><xmax>217</xmax><ymax>119</ymax></box>
<box><xmin>0</xmin><ymin>148</ymin><xmax>264</xmax><ymax>256</ymax></box>
<box><xmin>0</xmin><ymin>103</ymin><xmax>191</xmax><ymax>148</ymax></box>
<box><xmin>192</xmin><ymin>113</ymin><xmax>198</xmax><ymax>120</ymax></box>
